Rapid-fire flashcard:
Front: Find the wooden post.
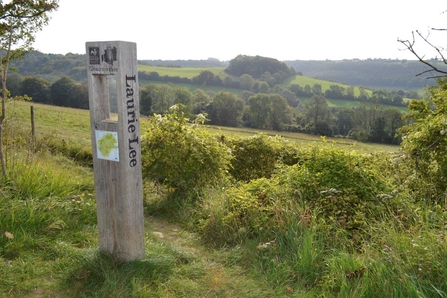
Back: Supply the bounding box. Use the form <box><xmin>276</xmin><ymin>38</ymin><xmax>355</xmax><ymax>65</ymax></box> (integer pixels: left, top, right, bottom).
<box><xmin>86</xmin><ymin>41</ymin><xmax>145</xmax><ymax>261</ymax></box>
<box><xmin>30</xmin><ymin>106</ymin><xmax>35</xmax><ymax>150</ymax></box>
<box><xmin>30</xmin><ymin>106</ymin><xmax>35</xmax><ymax>137</ymax></box>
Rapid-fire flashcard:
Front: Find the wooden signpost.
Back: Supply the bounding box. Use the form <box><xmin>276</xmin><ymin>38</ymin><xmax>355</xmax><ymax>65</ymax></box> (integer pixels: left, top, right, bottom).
<box><xmin>86</xmin><ymin>41</ymin><xmax>145</xmax><ymax>261</ymax></box>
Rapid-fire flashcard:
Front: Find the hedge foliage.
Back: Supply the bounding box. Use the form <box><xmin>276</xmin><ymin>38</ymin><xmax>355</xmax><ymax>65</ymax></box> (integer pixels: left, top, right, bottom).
<box><xmin>141</xmin><ymin>105</ymin><xmax>232</xmax><ymax>197</ymax></box>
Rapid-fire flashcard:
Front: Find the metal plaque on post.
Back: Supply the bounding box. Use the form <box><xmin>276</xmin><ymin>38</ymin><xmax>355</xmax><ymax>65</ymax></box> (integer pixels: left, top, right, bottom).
<box><xmin>86</xmin><ymin>41</ymin><xmax>145</xmax><ymax>261</ymax></box>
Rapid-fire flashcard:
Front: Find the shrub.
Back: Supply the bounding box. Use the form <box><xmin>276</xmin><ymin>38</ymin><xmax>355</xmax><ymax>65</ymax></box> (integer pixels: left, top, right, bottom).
<box><xmin>200</xmin><ymin>143</ymin><xmax>398</xmax><ymax>247</ymax></box>
<box><xmin>278</xmin><ymin>143</ymin><xmax>392</xmax><ymax>231</ymax></box>
<box><xmin>226</xmin><ymin>134</ymin><xmax>299</xmax><ymax>182</ymax></box>
<box><xmin>141</xmin><ymin>105</ymin><xmax>232</xmax><ymax>198</ymax></box>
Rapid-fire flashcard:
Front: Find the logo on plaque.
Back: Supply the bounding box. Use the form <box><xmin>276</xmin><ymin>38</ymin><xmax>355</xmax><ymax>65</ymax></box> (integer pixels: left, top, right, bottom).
<box><xmin>89</xmin><ymin>47</ymin><xmax>100</xmax><ymax>65</ymax></box>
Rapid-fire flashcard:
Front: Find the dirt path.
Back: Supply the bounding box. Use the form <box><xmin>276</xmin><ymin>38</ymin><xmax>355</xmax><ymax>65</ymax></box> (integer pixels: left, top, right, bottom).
<box><xmin>146</xmin><ymin>216</ymin><xmax>280</xmax><ymax>297</ymax></box>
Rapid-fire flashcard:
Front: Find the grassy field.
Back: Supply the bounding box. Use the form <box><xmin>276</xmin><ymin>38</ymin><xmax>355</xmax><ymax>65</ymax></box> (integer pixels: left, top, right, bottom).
<box><xmin>283</xmin><ymin>75</ymin><xmax>373</xmax><ymax>97</ymax></box>
<box><xmin>138</xmin><ymin>65</ymin><xmax>225</xmax><ymax>79</ymax></box>
<box><xmin>204</xmin><ymin>125</ymin><xmax>399</xmax><ymax>153</ymax></box>
<box><xmin>10</xmin><ymin>100</ymin><xmax>399</xmax><ymax>153</ymax></box>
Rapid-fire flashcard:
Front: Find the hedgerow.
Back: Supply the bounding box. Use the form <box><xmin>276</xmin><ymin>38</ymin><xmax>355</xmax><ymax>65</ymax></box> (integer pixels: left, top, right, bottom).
<box><xmin>200</xmin><ymin>143</ymin><xmax>403</xmax><ymax>246</ymax></box>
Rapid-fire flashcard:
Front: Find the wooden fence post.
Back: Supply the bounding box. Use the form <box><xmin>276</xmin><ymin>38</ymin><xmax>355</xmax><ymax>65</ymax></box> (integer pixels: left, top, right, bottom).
<box><xmin>30</xmin><ymin>106</ymin><xmax>35</xmax><ymax>150</ymax></box>
<box><xmin>86</xmin><ymin>41</ymin><xmax>145</xmax><ymax>261</ymax></box>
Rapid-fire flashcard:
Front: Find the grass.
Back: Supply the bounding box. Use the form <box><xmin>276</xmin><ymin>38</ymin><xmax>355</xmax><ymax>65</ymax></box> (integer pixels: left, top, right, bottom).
<box><xmin>8</xmin><ymin>100</ymin><xmax>399</xmax><ymax>154</ymax></box>
<box><xmin>0</xmin><ymin>163</ymin><xmax>279</xmax><ymax>297</ymax></box>
<box><xmin>138</xmin><ymin>65</ymin><xmax>226</xmax><ymax>79</ymax></box>
<box><xmin>0</xmin><ymin>102</ymin><xmax>281</xmax><ymax>297</ymax></box>
<box><xmin>203</xmin><ymin>124</ymin><xmax>400</xmax><ymax>152</ymax></box>
<box><xmin>1</xmin><ymin>101</ymin><xmax>445</xmax><ymax>297</ymax></box>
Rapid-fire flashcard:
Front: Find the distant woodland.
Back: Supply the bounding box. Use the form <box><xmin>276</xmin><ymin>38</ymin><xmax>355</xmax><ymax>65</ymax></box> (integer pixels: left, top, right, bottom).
<box><xmin>285</xmin><ymin>59</ymin><xmax>441</xmax><ymax>89</ymax></box>
<box><xmin>9</xmin><ymin>51</ymin><xmax>440</xmax><ymax>90</ymax></box>
<box><xmin>7</xmin><ymin>51</ymin><xmax>436</xmax><ymax>145</ymax></box>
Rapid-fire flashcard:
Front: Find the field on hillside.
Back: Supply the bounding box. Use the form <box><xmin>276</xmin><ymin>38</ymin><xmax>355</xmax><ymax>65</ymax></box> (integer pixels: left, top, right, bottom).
<box><xmin>138</xmin><ymin>65</ymin><xmax>225</xmax><ymax>79</ymax></box>
<box><xmin>283</xmin><ymin>75</ymin><xmax>373</xmax><ymax>97</ymax></box>
<box><xmin>7</xmin><ymin>101</ymin><xmax>92</xmax><ymax>148</ymax></box>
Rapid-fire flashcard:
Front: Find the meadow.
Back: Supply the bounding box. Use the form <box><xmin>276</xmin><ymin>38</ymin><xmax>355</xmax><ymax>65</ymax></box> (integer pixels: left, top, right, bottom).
<box><xmin>138</xmin><ymin>65</ymin><xmax>225</xmax><ymax>79</ymax></box>
<box><xmin>1</xmin><ymin>101</ymin><xmax>445</xmax><ymax>297</ymax></box>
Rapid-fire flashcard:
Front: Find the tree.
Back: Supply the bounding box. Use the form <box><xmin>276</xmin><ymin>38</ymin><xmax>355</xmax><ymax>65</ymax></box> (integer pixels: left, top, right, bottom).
<box><xmin>269</xmin><ymin>94</ymin><xmax>291</xmax><ymax>131</ymax></box>
<box><xmin>20</xmin><ymin>76</ymin><xmax>50</xmax><ymax>103</ymax></box>
<box><xmin>173</xmin><ymin>86</ymin><xmax>192</xmax><ymax>108</ymax></box>
<box><xmin>239</xmin><ymin>74</ymin><xmax>254</xmax><ymax>91</ymax></box>
<box><xmin>139</xmin><ymin>86</ymin><xmax>152</xmax><ymax>115</ymax></box>
<box><xmin>370</xmin><ymin>116</ymin><xmax>387</xmax><ymax>143</ymax></box>
<box><xmin>248</xmin><ymin>93</ymin><xmax>270</xmax><ymax>129</ymax></box>
<box><xmin>24</xmin><ymin>75</ymin><xmax>88</xmax><ymax>109</ymax></box>
<box><xmin>226</xmin><ymin>55</ymin><xmax>291</xmax><ymax>79</ymax></box>
<box><xmin>0</xmin><ymin>0</ymin><xmax>59</xmax><ymax>177</ymax></box>
<box><xmin>281</xmin><ymin>89</ymin><xmax>299</xmax><ymax>107</ymax></box>
<box><xmin>397</xmin><ymin>16</ymin><xmax>447</xmax><ymax>207</ymax></box>
<box><xmin>193</xmin><ymin>70</ymin><xmax>214</xmax><ymax>86</ymax></box>
<box><xmin>67</xmin><ymin>82</ymin><xmax>88</xmax><ymax>109</ymax></box>
<box><xmin>260</xmin><ymin>71</ymin><xmax>276</xmax><ymax>87</ymax></box>
<box><xmin>210</xmin><ymin>92</ymin><xmax>244</xmax><ymax>127</ymax></box>
<box><xmin>304</xmin><ymin>94</ymin><xmax>330</xmax><ymax>133</ymax></box>
<box><xmin>357</xmin><ymin>86</ymin><xmax>368</xmax><ymax>101</ymax></box>
<box><xmin>312</xmin><ymin>83</ymin><xmax>322</xmax><ymax>95</ymax></box>
<box><xmin>383</xmin><ymin>108</ymin><xmax>404</xmax><ymax>144</ymax></box>
<box><xmin>50</xmin><ymin>76</ymin><xmax>76</xmax><ymax>106</ymax></box>
<box><xmin>334</xmin><ymin>108</ymin><xmax>355</xmax><ymax>135</ymax></box>
<box><xmin>325</xmin><ymin>84</ymin><xmax>344</xmax><ymax>99</ymax></box>
<box><xmin>399</xmin><ymin>78</ymin><xmax>447</xmax><ymax>204</ymax></box>
<box><xmin>258</xmin><ymin>81</ymin><xmax>269</xmax><ymax>93</ymax></box>
<box><xmin>289</xmin><ymin>83</ymin><xmax>304</xmax><ymax>97</ymax></box>
<box><xmin>6</xmin><ymin>72</ymin><xmax>23</xmax><ymax>97</ymax></box>
<box><xmin>304</xmin><ymin>84</ymin><xmax>312</xmax><ymax>96</ymax></box>
<box><xmin>355</xmin><ymin>98</ymin><xmax>382</xmax><ymax>135</ymax></box>
<box><xmin>147</xmin><ymin>83</ymin><xmax>174</xmax><ymax>114</ymax></box>
<box><xmin>190</xmin><ymin>88</ymin><xmax>211</xmax><ymax>114</ymax></box>
<box><xmin>346</xmin><ymin>86</ymin><xmax>355</xmax><ymax>100</ymax></box>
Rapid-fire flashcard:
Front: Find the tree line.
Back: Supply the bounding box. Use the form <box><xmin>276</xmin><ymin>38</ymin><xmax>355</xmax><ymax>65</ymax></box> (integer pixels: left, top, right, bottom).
<box><xmin>284</xmin><ymin>59</ymin><xmax>441</xmax><ymax>89</ymax></box>
<box><xmin>7</xmin><ymin>68</ymin><xmax>408</xmax><ymax>145</ymax></box>
<box><xmin>7</xmin><ymin>51</ymin><xmax>438</xmax><ymax>92</ymax></box>
<box><xmin>7</xmin><ymin>73</ymin><xmax>88</xmax><ymax>109</ymax></box>
<box><xmin>140</xmin><ymin>68</ymin><xmax>414</xmax><ymax>108</ymax></box>
<box><xmin>7</xmin><ymin>69</ymin><xmax>407</xmax><ymax>145</ymax></box>
<box><xmin>140</xmin><ymin>83</ymin><xmax>406</xmax><ymax>144</ymax></box>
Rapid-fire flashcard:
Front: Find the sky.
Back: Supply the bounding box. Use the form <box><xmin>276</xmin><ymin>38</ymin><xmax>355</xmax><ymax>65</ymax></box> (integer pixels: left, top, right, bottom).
<box><xmin>29</xmin><ymin>0</ymin><xmax>447</xmax><ymax>61</ymax></box>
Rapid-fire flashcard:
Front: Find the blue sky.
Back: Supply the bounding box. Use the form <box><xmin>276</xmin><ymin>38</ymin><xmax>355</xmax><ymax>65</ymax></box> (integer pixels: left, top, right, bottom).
<box><xmin>32</xmin><ymin>0</ymin><xmax>446</xmax><ymax>61</ymax></box>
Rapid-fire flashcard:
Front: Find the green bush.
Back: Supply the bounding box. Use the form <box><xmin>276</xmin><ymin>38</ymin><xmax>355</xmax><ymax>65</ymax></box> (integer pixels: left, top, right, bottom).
<box><xmin>278</xmin><ymin>143</ymin><xmax>393</xmax><ymax>231</ymax></box>
<box><xmin>141</xmin><ymin>105</ymin><xmax>232</xmax><ymax>198</ymax></box>
<box><xmin>200</xmin><ymin>143</ymin><xmax>398</xmax><ymax>247</ymax></box>
<box><xmin>226</xmin><ymin>134</ymin><xmax>299</xmax><ymax>182</ymax></box>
